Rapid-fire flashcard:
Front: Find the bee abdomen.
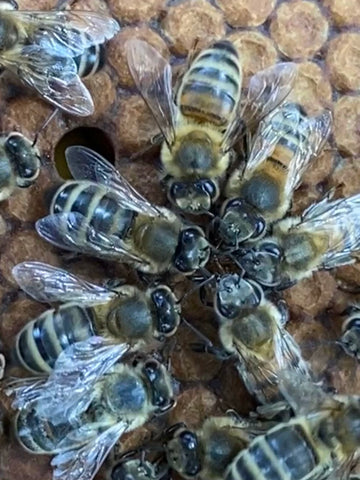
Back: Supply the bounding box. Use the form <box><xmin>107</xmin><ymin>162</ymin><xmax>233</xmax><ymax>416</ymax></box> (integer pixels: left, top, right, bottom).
<box><xmin>74</xmin><ymin>43</ymin><xmax>106</xmax><ymax>78</ymax></box>
<box><xmin>52</xmin><ymin>181</ymin><xmax>135</xmax><ymax>239</ymax></box>
<box><xmin>178</xmin><ymin>40</ymin><xmax>241</xmax><ymax>126</ymax></box>
<box><xmin>227</xmin><ymin>425</ymin><xmax>318</xmax><ymax>480</ymax></box>
<box><xmin>15</xmin><ymin>409</ymin><xmax>73</xmax><ymax>454</ymax></box>
<box><xmin>15</xmin><ymin>304</ymin><xmax>95</xmax><ymax>374</ymax></box>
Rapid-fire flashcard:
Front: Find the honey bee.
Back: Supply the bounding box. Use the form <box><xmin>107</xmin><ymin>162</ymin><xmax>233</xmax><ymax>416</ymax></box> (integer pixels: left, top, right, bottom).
<box><xmin>0</xmin><ymin>131</ymin><xmax>40</xmax><ymax>201</ymax></box>
<box><xmin>126</xmin><ymin>39</ymin><xmax>296</xmax><ymax>214</ymax></box>
<box><xmin>225</xmin><ymin>372</ymin><xmax>360</xmax><ymax>480</ymax></box>
<box><xmin>339</xmin><ymin>305</ymin><xmax>360</xmax><ymax>361</ymax></box>
<box><xmin>8</xmin><ymin>340</ymin><xmax>175</xmax><ymax>480</ymax></box>
<box><xmin>194</xmin><ymin>274</ymin><xmax>311</xmax><ymax>410</ymax></box>
<box><xmin>164</xmin><ymin>415</ymin><xmax>273</xmax><ymax>480</ymax></box>
<box><xmin>237</xmin><ymin>192</ymin><xmax>360</xmax><ymax>289</ymax></box>
<box><xmin>0</xmin><ymin>0</ymin><xmax>119</xmax><ymax>116</ymax></box>
<box><xmin>36</xmin><ymin>146</ymin><xmax>210</xmax><ymax>275</ymax></box>
<box><xmin>12</xmin><ymin>261</ymin><xmax>181</xmax><ymax>374</ymax></box>
<box><xmin>216</xmin><ymin>103</ymin><xmax>332</xmax><ymax>248</ymax></box>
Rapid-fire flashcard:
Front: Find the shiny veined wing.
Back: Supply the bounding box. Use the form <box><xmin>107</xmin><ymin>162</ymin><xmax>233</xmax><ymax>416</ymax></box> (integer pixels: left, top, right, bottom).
<box><xmin>52</xmin><ymin>421</ymin><xmax>129</xmax><ymax>480</ymax></box>
<box><xmin>125</xmin><ymin>39</ymin><xmax>176</xmax><ymax>148</ymax></box>
<box><xmin>235</xmin><ymin>348</ymin><xmax>279</xmax><ymax>405</ymax></box>
<box><xmin>0</xmin><ymin>353</ymin><xmax>4</xmax><ymax>380</ymax></box>
<box><xmin>284</xmin><ymin>108</ymin><xmax>333</xmax><ymax>196</ymax></box>
<box><xmin>65</xmin><ymin>146</ymin><xmax>163</xmax><ymax>218</ymax></box>
<box><xmin>298</xmin><ymin>194</ymin><xmax>360</xmax><ymax>269</ymax></box>
<box><xmin>277</xmin><ymin>367</ymin><xmax>335</xmax><ymax>416</ymax></box>
<box><xmin>10</xmin><ymin>10</ymin><xmax>119</xmax><ymax>58</ymax></box>
<box><xmin>12</xmin><ymin>261</ymin><xmax>116</xmax><ymax>304</ymax></box>
<box><xmin>0</xmin><ymin>46</ymin><xmax>94</xmax><ymax>116</ymax></box>
<box><xmin>8</xmin><ymin>338</ymin><xmax>130</xmax><ymax>423</ymax></box>
<box><xmin>242</xmin><ymin>62</ymin><xmax>297</xmax><ymax>127</ymax></box>
<box><xmin>36</xmin><ymin>212</ymin><xmax>148</xmax><ymax>265</ymax></box>
<box><xmin>221</xmin><ymin>62</ymin><xmax>296</xmax><ymax>151</ymax></box>
<box><xmin>273</xmin><ymin>326</ymin><xmax>312</xmax><ymax>386</ymax></box>
<box><xmin>242</xmin><ymin>104</ymin><xmax>300</xmax><ymax>175</ymax></box>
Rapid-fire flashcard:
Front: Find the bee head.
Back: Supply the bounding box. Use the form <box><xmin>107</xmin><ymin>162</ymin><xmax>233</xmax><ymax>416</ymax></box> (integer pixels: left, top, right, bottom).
<box><xmin>168</xmin><ymin>178</ymin><xmax>219</xmax><ymax>214</ymax></box>
<box><xmin>141</xmin><ymin>359</ymin><xmax>175</xmax><ymax>415</ymax></box>
<box><xmin>236</xmin><ymin>242</ymin><xmax>282</xmax><ymax>287</ymax></box>
<box><xmin>215</xmin><ymin>274</ymin><xmax>263</xmax><ymax>320</ymax></box>
<box><xmin>174</xmin><ymin>227</ymin><xmax>210</xmax><ymax>274</ymax></box>
<box><xmin>150</xmin><ymin>286</ymin><xmax>181</xmax><ymax>340</ymax></box>
<box><xmin>174</xmin><ymin>131</ymin><xmax>216</xmax><ymax>174</ymax></box>
<box><xmin>164</xmin><ymin>425</ymin><xmax>201</xmax><ymax>478</ymax></box>
<box><xmin>5</xmin><ymin>133</ymin><xmax>40</xmax><ymax>188</ymax></box>
<box><xmin>218</xmin><ymin>198</ymin><xmax>266</xmax><ymax>247</ymax></box>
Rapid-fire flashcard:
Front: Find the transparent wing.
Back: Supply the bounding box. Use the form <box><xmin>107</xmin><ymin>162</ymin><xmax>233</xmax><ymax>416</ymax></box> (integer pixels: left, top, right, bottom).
<box><xmin>65</xmin><ymin>146</ymin><xmax>163</xmax><ymax>218</ymax></box>
<box><xmin>284</xmin><ymin>108</ymin><xmax>332</xmax><ymax>195</ymax></box>
<box><xmin>298</xmin><ymin>194</ymin><xmax>360</xmax><ymax>269</ymax></box>
<box><xmin>277</xmin><ymin>368</ymin><xmax>332</xmax><ymax>415</ymax></box>
<box><xmin>242</xmin><ymin>62</ymin><xmax>297</xmax><ymax>127</ymax></box>
<box><xmin>12</xmin><ymin>261</ymin><xmax>115</xmax><ymax>304</ymax></box>
<box><xmin>36</xmin><ymin>212</ymin><xmax>147</xmax><ymax>265</ymax></box>
<box><xmin>12</xmin><ymin>10</ymin><xmax>119</xmax><ymax>58</ymax></box>
<box><xmin>52</xmin><ymin>421</ymin><xmax>128</xmax><ymax>480</ymax></box>
<box><xmin>242</xmin><ymin>115</ymin><xmax>287</xmax><ymax>176</ymax></box>
<box><xmin>274</xmin><ymin>327</ymin><xmax>312</xmax><ymax>385</ymax></box>
<box><xmin>0</xmin><ymin>47</ymin><xmax>94</xmax><ymax>116</ymax></box>
<box><xmin>125</xmin><ymin>39</ymin><xmax>176</xmax><ymax>147</ymax></box>
<box><xmin>9</xmin><ymin>338</ymin><xmax>130</xmax><ymax>424</ymax></box>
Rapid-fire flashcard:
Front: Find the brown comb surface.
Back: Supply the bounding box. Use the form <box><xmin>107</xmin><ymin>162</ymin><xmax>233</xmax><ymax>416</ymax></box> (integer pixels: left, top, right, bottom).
<box><xmin>0</xmin><ymin>0</ymin><xmax>360</xmax><ymax>479</ymax></box>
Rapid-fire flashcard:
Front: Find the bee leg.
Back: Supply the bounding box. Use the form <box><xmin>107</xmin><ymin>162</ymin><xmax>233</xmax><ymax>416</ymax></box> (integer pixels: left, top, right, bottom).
<box><xmin>54</xmin><ymin>0</ymin><xmax>76</xmax><ymax>10</ymax></box>
<box><xmin>191</xmin><ymin>341</ymin><xmax>233</xmax><ymax>361</ymax></box>
<box><xmin>102</xmin><ymin>278</ymin><xmax>126</xmax><ymax>291</ymax></box>
<box><xmin>276</xmin><ymin>299</ymin><xmax>289</xmax><ymax>327</ymax></box>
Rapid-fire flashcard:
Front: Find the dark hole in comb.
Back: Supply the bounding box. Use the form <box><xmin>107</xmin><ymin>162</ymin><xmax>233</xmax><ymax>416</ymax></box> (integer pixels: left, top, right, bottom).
<box><xmin>54</xmin><ymin>127</ymin><xmax>115</xmax><ymax>180</ymax></box>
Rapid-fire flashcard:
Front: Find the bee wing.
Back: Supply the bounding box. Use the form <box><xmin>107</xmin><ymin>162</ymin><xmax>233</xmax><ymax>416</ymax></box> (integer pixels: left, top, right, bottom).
<box><xmin>299</xmin><ymin>194</ymin><xmax>360</xmax><ymax>269</ymax></box>
<box><xmin>284</xmin><ymin>109</ymin><xmax>333</xmax><ymax>196</ymax></box>
<box><xmin>0</xmin><ymin>46</ymin><xmax>94</xmax><ymax>116</ymax></box>
<box><xmin>36</xmin><ymin>212</ymin><xmax>147</xmax><ymax>265</ymax></box>
<box><xmin>242</xmin><ymin>114</ymin><xmax>288</xmax><ymax>176</ymax></box>
<box><xmin>242</xmin><ymin>62</ymin><xmax>297</xmax><ymax>127</ymax></box>
<box><xmin>52</xmin><ymin>421</ymin><xmax>129</xmax><ymax>480</ymax></box>
<box><xmin>125</xmin><ymin>38</ymin><xmax>176</xmax><ymax>147</ymax></box>
<box><xmin>65</xmin><ymin>146</ymin><xmax>163</xmax><ymax>218</ymax></box>
<box><xmin>9</xmin><ymin>338</ymin><xmax>130</xmax><ymax>423</ymax></box>
<box><xmin>8</xmin><ymin>10</ymin><xmax>119</xmax><ymax>58</ymax></box>
<box><xmin>12</xmin><ymin>261</ymin><xmax>115</xmax><ymax>304</ymax></box>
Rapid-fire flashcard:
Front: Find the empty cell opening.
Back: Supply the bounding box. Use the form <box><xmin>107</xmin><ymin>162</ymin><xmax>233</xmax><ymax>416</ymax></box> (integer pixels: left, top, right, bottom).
<box><xmin>54</xmin><ymin>127</ymin><xmax>115</xmax><ymax>179</ymax></box>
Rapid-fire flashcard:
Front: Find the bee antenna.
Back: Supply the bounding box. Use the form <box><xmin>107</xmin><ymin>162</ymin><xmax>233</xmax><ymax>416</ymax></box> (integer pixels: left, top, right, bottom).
<box><xmin>178</xmin><ymin>273</ymin><xmax>216</xmax><ymax>304</ymax></box>
<box><xmin>181</xmin><ymin>317</ymin><xmax>214</xmax><ymax>347</ymax></box>
<box><xmin>32</xmin><ymin>108</ymin><xmax>59</xmax><ymax>147</ymax></box>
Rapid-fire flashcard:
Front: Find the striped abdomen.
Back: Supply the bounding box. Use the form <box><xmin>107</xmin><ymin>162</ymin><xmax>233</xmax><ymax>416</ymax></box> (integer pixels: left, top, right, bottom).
<box><xmin>267</xmin><ymin>103</ymin><xmax>307</xmax><ymax>170</ymax></box>
<box><xmin>226</xmin><ymin>422</ymin><xmax>320</xmax><ymax>480</ymax></box>
<box><xmin>15</xmin><ymin>303</ymin><xmax>96</xmax><ymax>374</ymax></box>
<box><xmin>74</xmin><ymin>42</ymin><xmax>106</xmax><ymax>78</ymax></box>
<box><xmin>15</xmin><ymin>408</ymin><xmax>75</xmax><ymax>453</ymax></box>
<box><xmin>52</xmin><ymin>180</ymin><xmax>135</xmax><ymax>241</ymax></box>
<box><xmin>177</xmin><ymin>40</ymin><xmax>242</xmax><ymax>126</ymax></box>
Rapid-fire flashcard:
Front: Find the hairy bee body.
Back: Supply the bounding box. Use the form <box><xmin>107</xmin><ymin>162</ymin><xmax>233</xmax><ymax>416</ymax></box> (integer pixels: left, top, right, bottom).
<box><xmin>0</xmin><ymin>2</ymin><xmax>119</xmax><ymax>115</ymax></box>
<box><xmin>219</xmin><ymin>104</ymin><xmax>332</xmax><ymax>248</ymax></box>
<box><xmin>226</xmin><ymin>104</ymin><xmax>309</xmax><ymax>223</ymax></box>
<box><xmin>219</xmin><ymin>298</ymin><xmax>309</xmax><ymax>406</ymax></box>
<box><xmin>13</xmin><ymin>261</ymin><xmax>181</xmax><ymax>375</ymax></box>
<box><xmin>0</xmin><ymin>132</ymin><xmax>40</xmax><ymax>201</ymax></box>
<box><xmin>238</xmin><ymin>194</ymin><xmax>360</xmax><ymax>288</ymax></box>
<box><xmin>15</xmin><ymin>359</ymin><xmax>174</xmax><ymax>455</ymax></box>
<box><xmin>49</xmin><ymin>178</ymin><xmax>208</xmax><ymax>274</ymax></box>
<box><xmin>225</xmin><ymin>396</ymin><xmax>360</xmax><ymax>480</ymax></box>
<box><xmin>165</xmin><ymin>416</ymin><xmax>256</xmax><ymax>480</ymax></box>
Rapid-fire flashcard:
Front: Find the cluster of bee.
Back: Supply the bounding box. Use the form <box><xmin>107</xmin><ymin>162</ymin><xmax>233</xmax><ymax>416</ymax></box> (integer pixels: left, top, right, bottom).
<box><xmin>1</xmin><ymin>1</ymin><xmax>360</xmax><ymax>480</ymax></box>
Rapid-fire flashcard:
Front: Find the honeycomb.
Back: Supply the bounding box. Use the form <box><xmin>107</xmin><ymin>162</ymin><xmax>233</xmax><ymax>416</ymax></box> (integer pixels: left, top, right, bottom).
<box><xmin>0</xmin><ymin>0</ymin><xmax>360</xmax><ymax>478</ymax></box>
